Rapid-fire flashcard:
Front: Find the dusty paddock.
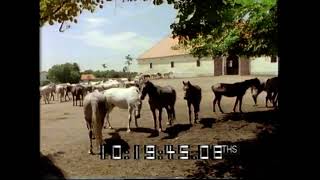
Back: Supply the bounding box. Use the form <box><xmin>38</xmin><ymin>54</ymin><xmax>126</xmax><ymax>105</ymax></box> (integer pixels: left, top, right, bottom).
<box><xmin>40</xmin><ymin>75</ymin><xmax>281</xmax><ymax>179</ymax></box>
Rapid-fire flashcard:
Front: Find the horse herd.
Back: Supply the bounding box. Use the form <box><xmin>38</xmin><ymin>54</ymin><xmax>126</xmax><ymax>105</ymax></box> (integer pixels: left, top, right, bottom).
<box><xmin>78</xmin><ymin>76</ymin><xmax>279</xmax><ymax>154</ymax></box>
<box><xmin>39</xmin><ymin>78</ymin><xmax>139</xmax><ymax>106</ymax></box>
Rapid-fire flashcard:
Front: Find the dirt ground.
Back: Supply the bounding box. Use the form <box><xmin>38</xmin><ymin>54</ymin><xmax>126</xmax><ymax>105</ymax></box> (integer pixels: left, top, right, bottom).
<box><xmin>40</xmin><ymin>75</ymin><xmax>281</xmax><ymax>179</ymax></box>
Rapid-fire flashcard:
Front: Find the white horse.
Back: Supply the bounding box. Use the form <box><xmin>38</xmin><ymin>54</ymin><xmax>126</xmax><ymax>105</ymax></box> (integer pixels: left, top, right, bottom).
<box><xmin>55</xmin><ymin>85</ymin><xmax>66</xmax><ymax>102</ymax></box>
<box><xmin>103</xmin><ymin>86</ymin><xmax>142</xmax><ymax>132</ymax></box>
<box><xmin>40</xmin><ymin>85</ymin><xmax>51</xmax><ymax>104</ymax></box>
<box><xmin>83</xmin><ymin>91</ymin><xmax>108</xmax><ymax>154</ymax></box>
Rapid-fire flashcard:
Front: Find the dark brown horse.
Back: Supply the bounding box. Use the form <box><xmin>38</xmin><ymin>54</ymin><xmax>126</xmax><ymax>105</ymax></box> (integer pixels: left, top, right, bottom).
<box><xmin>64</xmin><ymin>85</ymin><xmax>72</xmax><ymax>101</ymax></box>
<box><xmin>251</xmin><ymin>77</ymin><xmax>279</xmax><ymax>108</ymax></box>
<box><xmin>71</xmin><ymin>85</ymin><xmax>85</xmax><ymax>106</ymax></box>
<box><xmin>211</xmin><ymin>78</ymin><xmax>260</xmax><ymax>113</ymax></box>
<box><xmin>140</xmin><ymin>80</ymin><xmax>176</xmax><ymax>132</ymax></box>
<box><xmin>183</xmin><ymin>81</ymin><xmax>202</xmax><ymax>124</ymax></box>
<box><xmin>265</xmin><ymin>77</ymin><xmax>279</xmax><ymax>108</ymax></box>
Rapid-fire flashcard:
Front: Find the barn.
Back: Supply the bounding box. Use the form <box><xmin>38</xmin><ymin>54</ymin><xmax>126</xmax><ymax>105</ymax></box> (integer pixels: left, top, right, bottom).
<box><xmin>136</xmin><ymin>36</ymin><xmax>278</xmax><ymax>78</ymax></box>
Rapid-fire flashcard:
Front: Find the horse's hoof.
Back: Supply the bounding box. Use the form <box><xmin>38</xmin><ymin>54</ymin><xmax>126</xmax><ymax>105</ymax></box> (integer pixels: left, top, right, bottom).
<box><xmin>103</xmin><ymin>126</ymin><xmax>107</xmax><ymax>129</ymax></box>
<box><xmin>158</xmin><ymin>128</ymin><xmax>163</xmax><ymax>132</ymax></box>
<box><xmin>108</xmin><ymin>126</ymin><xmax>113</xmax><ymax>129</ymax></box>
<box><xmin>166</xmin><ymin>122</ymin><xmax>170</xmax><ymax>125</ymax></box>
<box><xmin>88</xmin><ymin>150</ymin><xmax>94</xmax><ymax>154</ymax></box>
<box><xmin>127</xmin><ymin>129</ymin><xmax>131</xmax><ymax>133</ymax></box>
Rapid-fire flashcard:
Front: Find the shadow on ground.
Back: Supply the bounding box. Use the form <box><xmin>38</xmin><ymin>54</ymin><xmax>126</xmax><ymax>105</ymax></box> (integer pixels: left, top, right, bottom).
<box><xmin>40</xmin><ymin>152</ymin><xmax>66</xmax><ymax>180</ymax></box>
<box><xmin>115</xmin><ymin>127</ymin><xmax>159</xmax><ymax>138</ymax></box>
<box><xmin>199</xmin><ymin>117</ymin><xmax>217</xmax><ymax>128</ymax></box>
<box><xmin>187</xmin><ymin>110</ymin><xmax>282</xmax><ymax>179</ymax></box>
<box><xmin>103</xmin><ymin>132</ymin><xmax>130</xmax><ymax>155</ymax></box>
<box><xmin>162</xmin><ymin>124</ymin><xmax>192</xmax><ymax>139</ymax></box>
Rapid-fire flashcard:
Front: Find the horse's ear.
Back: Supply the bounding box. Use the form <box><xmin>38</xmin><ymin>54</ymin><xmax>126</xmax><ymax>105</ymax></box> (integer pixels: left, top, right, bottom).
<box><xmin>182</xmin><ymin>81</ymin><xmax>186</xmax><ymax>85</ymax></box>
<box><xmin>187</xmin><ymin>81</ymin><xmax>191</xmax><ymax>85</ymax></box>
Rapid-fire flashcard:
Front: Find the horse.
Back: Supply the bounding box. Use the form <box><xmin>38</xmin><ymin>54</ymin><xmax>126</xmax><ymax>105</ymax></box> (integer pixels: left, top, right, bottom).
<box><xmin>140</xmin><ymin>80</ymin><xmax>176</xmax><ymax>132</ymax></box>
<box><xmin>183</xmin><ymin>81</ymin><xmax>202</xmax><ymax>124</ymax></box>
<box><xmin>251</xmin><ymin>77</ymin><xmax>279</xmax><ymax>107</ymax></box>
<box><xmin>64</xmin><ymin>84</ymin><xmax>72</xmax><ymax>101</ymax></box>
<box><xmin>55</xmin><ymin>85</ymin><xmax>66</xmax><ymax>102</ymax></box>
<box><xmin>83</xmin><ymin>91</ymin><xmax>108</xmax><ymax>154</ymax></box>
<box><xmin>40</xmin><ymin>85</ymin><xmax>51</xmax><ymax>104</ymax></box>
<box><xmin>103</xmin><ymin>86</ymin><xmax>142</xmax><ymax>132</ymax></box>
<box><xmin>48</xmin><ymin>83</ymin><xmax>56</xmax><ymax>101</ymax></box>
<box><xmin>265</xmin><ymin>77</ymin><xmax>279</xmax><ymax>108</ymax></box>
<box><xmin>71</xmin><ymin>85</ymin><xmax>85</xmax><ymax>106</ymax></box>
<box><xmin>211</xmin><ymin>78</ymin><xmax>260</xmax><ymax>113</ymax></box>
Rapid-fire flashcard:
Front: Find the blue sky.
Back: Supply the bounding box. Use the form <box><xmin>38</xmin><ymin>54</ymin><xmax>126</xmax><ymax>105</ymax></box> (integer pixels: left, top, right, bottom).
<box><xmin>40</xmin><ymin>1</ymin><xmax>177</xmax><ymax>72</ymax></box>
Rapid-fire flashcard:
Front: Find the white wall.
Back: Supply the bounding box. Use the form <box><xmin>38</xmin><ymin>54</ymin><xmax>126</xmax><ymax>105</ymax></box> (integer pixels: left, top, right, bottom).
<box><xmin>250</xmin><ymin>56</ymin><xmax>278</xmax><ymax>76</ymax></box>
<box><xmin>137</xmin><ymin>55</ymin><xmax>214</xmax><ymax>78</ymax></box>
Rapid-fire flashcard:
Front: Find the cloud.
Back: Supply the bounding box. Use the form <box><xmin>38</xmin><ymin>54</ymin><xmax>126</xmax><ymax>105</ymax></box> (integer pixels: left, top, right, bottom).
<box><xmin>65</xmin><ymin>30</ymin><xmax>156</xmax><ymax>53</ymax></box>
<box><xmin>84</xmin><ymin>17</ymin><xmax>111</xmax><ymax>29</ymax></box>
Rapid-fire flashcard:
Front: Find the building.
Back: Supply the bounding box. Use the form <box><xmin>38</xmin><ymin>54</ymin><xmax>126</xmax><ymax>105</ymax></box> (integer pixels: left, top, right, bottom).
<box><xmin>136</xmin><ymin>36</ymin><xmax>278</xmax><ymax>77</ymax></box>
<box><xmin>40</xmin><ymin>71</ymin><xmax>48</xmax><ymax>82</ymax></box>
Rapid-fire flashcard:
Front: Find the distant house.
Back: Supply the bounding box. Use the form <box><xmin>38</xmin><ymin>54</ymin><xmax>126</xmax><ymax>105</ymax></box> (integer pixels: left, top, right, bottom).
<box><xmin>136</xmin><ymin>36</ymin><xmax>278</xmax><ymax>77</ymax></box>
<box><xmin>81</xmin><ymin>74</ymin><xmax>96</xmax><ymax>82</ymax></box>
<box><xmin>40</xmin><ymin>71</ymin><xmax>48</xmax><ymax>82</ymax></box>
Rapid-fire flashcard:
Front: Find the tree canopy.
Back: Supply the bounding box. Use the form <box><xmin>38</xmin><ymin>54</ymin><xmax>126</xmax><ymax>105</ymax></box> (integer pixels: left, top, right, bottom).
<box><xmin>168</xmin><ymin>0</ymin><xmax>278</xmax><ymax>57</ymax></box>
<box><xmin>40</xmin><ymin>0</ymin><xmax>277</xmax><ymax>56</ymax></box>
<box><xmin>47</xmin><ymin>63</ymin><xmax>81</xmax><ymax>83</ymax></box>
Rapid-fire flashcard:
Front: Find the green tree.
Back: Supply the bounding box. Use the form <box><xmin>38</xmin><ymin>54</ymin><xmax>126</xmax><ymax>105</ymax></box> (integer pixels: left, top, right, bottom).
<box><xmin>82</xmin><ymin>69</ymin><xmax>94</xmax><ymax>74</ymax></box>
<box><xmin>41</xmin><ymin>0</ymin><xmax>277</xmax><ymax>57</ymax></box>
<box><xmin>168</xmin><ymin>0</ymin><xmax>278</xmax><ymax>57</ymax></box>
<box><xmin>40</xmin><ymin>0</ymin><xmax>153</xmax><ymax>31</ymax></box>
<box><xmin>47</xmin><ymin>63</ymin><xmax>81</xmax><ymax>83</ymax></box>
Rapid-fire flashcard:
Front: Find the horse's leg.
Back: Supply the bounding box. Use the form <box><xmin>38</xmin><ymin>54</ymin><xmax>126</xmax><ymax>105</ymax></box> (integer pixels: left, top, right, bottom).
<box><xmin>133</xmin><ymin>105</ymin><xmax>139</xmax><ymax>128</ymax></box>
<box><xmin>88</xmin><ymin>125</ymin><xmax>93</xmax><ymax>154</ymax></box>
<box><xmin>272</xmin><ymin>91</ymin><xmax>278</xmax><ymax>107</ymax></box>
<box><xmin>266</xmin><ymin>92</ymin><xmax>271</xmax><ymax>107</ymax></box>
<box><xmin>239</xmin><ymin>96</ymin><xmax>243</xmax><ymax>113</ymax></box>
<box><xmin>233</xmin><ymin>97</ymin><xmax>239</xmax><ymax>112</ymax></box>
<box><xmin>194</xmin><ymin>103</ymin><xmax>199</xmax><ymax>124</ymax></box>
<box><xmin>171</xmin><ymin>104</ymin><xmax>176</xmax><ymax>121</ymax></box>
<box><xmin>217</xmin><ymin>96</ymin><xmax>224</xmax><ymax>113</ymax></box>
<box><xmin>151</xmin><ymin>108</ymin><xmax>157</xmax><ymax>131</ymax></box>
<box><xmin>127</xmin><ymin>106</ymin><xmax>133</xmax><ymax>133</ymax></box>
<box><xmin>104</xmin><ymin>106</ymin><xmax>114</xmax><ymax>129</ymax></box>
<box><xmin>158</xmin><ymin>108</ymin><xmax>163</xmax><ymax>132</ymax></box>
<box><xmin>187</xmin><ymin>102</ymin><xmax>192</xmax><ymax>125</ymax></box>
<box><xmin>165</xmin><ymin>106</ymin><xmax>171</xmax><ymax>126</ymax></box>
<box><xmin>213</xmin><ymin>97</ymin><xmax>217</xmax><ymax>112</ymax></box>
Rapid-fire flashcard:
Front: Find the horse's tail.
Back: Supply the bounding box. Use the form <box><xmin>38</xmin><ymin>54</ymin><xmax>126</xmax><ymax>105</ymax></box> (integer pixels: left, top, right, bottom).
<box><xmin>91</xmin><ymin>102</ymin><xmax>103</xmax><ymax>148</ymax></box>
<box><xmin>172</xmin><ymin>89</ymin><xmax>176</xmax><ymax>120</ymax></box>
<box><xmin>211</xmin><ymin>85</ymin><xmax>215</xmax><ymax>92</ymax></box>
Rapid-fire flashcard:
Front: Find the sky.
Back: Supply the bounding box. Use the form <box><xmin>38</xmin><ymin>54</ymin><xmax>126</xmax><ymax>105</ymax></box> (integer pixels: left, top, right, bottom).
<box><xmin>40</xmin><ymin>1</ymin><xmax>178</xmax><ymax>72</ymax></box>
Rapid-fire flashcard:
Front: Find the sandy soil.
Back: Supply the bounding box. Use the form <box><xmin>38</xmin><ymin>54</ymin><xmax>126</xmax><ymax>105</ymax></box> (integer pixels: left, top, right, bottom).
<box><xmin>40</xmin><ymin>75</ymin><xmax>281</xmax><ymax>179</ymax></box>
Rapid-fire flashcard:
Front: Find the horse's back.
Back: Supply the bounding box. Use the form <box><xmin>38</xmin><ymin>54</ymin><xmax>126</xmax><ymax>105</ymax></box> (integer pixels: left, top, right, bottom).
<box><xmin>84</xmin><ymin>92</ymin><xmax>107</xmax><ymax>120</ymax></box>
<box><xmin>104</xmin><ymin>87</ymin><xmax>140</xmax><ymax>109</ymax></box>
<box><xmin>265</xmin><ymin>77</ymin><xmax>279</xmax><ymax>91</ymax></box>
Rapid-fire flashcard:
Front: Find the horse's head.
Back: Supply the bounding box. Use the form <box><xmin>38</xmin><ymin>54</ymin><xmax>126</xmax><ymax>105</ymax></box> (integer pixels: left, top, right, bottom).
<box><xmin>249</xmin><ymin>78</ymin><xmax>263</xmax><ymax>105</ymax></box>
<box><xmin>182</xmin><ymin>81</ymin><xmax>192</xmax><ymax>100</ymax></box>
<box><xmin>140</xmin><ymin>80</ymin><xmax>151</xmax><ymax>100</ymax></box>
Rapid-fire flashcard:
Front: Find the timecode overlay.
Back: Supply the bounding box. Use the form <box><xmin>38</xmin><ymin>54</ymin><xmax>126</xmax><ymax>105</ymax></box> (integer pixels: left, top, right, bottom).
<box><xmin>100</xmin><ymin>144</ymin><xmax>239</xmax><ymax>160</ymax></box>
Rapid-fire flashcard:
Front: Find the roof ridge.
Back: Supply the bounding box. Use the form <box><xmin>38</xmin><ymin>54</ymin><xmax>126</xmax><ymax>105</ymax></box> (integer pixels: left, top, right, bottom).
<box><xmin>137</xmin><ymin>34</ymin><xmax>171</xmax><ymax>60</ymax></box>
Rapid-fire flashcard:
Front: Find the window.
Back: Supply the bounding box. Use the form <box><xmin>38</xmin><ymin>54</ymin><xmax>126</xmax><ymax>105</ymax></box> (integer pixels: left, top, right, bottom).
<box><xmin>271</xmin><ymin>56</ymin><xmax>277</xmax><ymax>63</ymax></box>
<box><xmin>171</xmin><ymin>61</ymin><xmax>174</xmax><ymax>68</ymax></box>
<box><xmin>150</xmin><ymin>63</ymin><xmax>153</xmax><ymax>69</ymax></box>
<box><xmin>196</xmin><ymin>60</ymin><xmax>200</xmax><ymax>67</ymax></box>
